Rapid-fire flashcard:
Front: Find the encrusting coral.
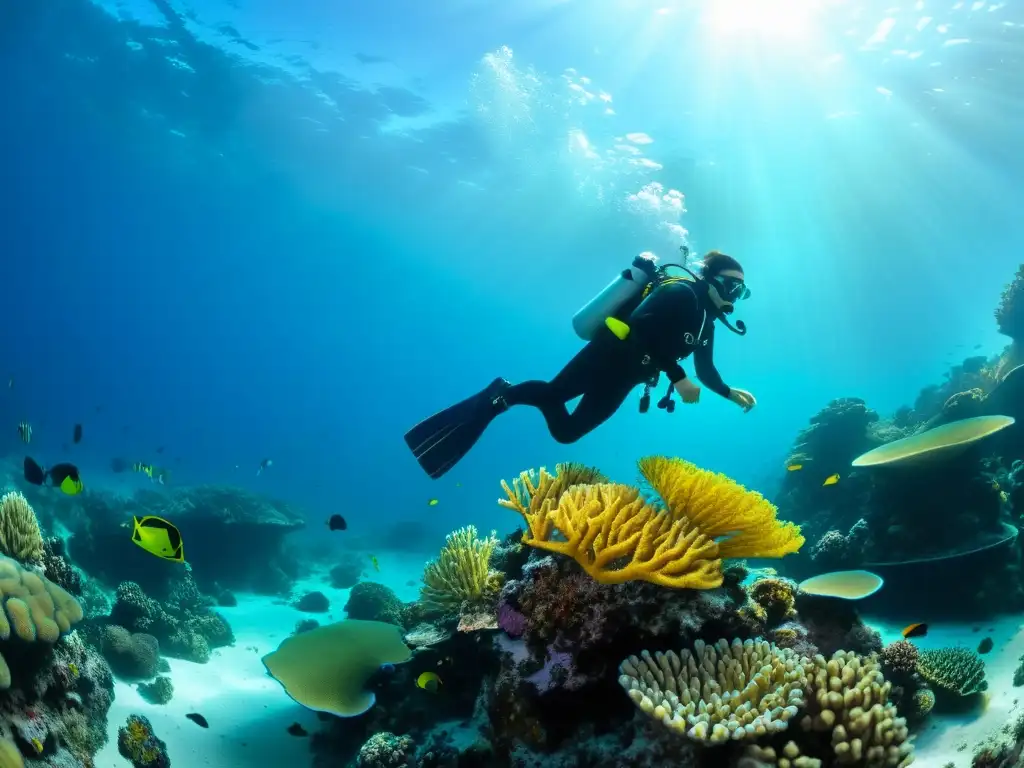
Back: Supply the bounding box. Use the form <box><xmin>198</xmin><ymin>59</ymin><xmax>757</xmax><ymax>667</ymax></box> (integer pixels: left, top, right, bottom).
<box><xmin>618</xmin><ymin>638</ymin><xmax>807</xmax><ymax>743</ymax></box>
<box><xmin>916</xmin><ymin>647</ymin><xmax>987</xmax><ymax>696</ymax></box>
<box><xmin>499</xmin><ymin>457</ymin><xmax>803</xmax><ymax>589</ymax></box>
<box><xmin>0</xmin><ymin>491</ymin><xmax>45</xmax><ymax>563</ymax></box>
<box><xmin>419</xmin><ymin>526</ymin><xmax>502</xmax><ymax>617</ymax></box>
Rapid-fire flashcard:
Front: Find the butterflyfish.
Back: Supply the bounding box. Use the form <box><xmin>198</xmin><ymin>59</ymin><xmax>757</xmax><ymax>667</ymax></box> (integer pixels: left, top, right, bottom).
<box><xmin>978</xmin><ymin>637</ymin><xmax>993</xmax><ymax>654</ymax></box>
<box><xmin>132</xmin><ymin>462</ymin><xmax>154</xmax><ymax>478</ymax></box>
<box><xmin>428</xmin><ymin>498</ymin><xmax>439</xmax><ymax>506</ymax></box>
<box><xmin>132</xmin><ymin>515</ymin><xmax>185</xmax><ymax>563</ymax></box>
<box><xmin>185</xmin><ymin>713</ymin><xmax>208</xmax><ymax>728</ymax></box>
<box><xmin>17</xmin><ymin>422</ymin><xmax>31</xmax><ymax>444</ymax></box>
<box><xmin>327</xmin><ymin>514</ymin><xmax>347</xmax><ymax>531</ymax></box>
<box><xmin>822</xmin><ymin>473</ymin><xmax>840</xmax><ymax>486</ymax></box>
<box><xmin>257</xmin><ymin>458</ymin><xmax>273</xmax><ymax>476</ymax></box>
<box><xmin>371</xmin><ymin>556</ymin><xmax>380</xmax><ymax>572</ymax></box>
<box><xmin>786</xmin><ymin>463</ymin><xmax>803</xmax><ymax>471</ymax></box>
<box><xmin>73</xmin><ymin>423</ymin><xmax>83</xmax><ymax>444</ymax></box>
<box><xmin>416</xmin><ymin>671</ymin><xmax>442</xmax><ymax>692</ymax></box>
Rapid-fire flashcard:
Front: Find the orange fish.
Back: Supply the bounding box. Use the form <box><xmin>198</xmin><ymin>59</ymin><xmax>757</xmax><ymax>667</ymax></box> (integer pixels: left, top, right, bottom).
<box><xmin>901</xmin><ymin>623</ymin><xmax>928</xmax><ymax>639</ymax></box>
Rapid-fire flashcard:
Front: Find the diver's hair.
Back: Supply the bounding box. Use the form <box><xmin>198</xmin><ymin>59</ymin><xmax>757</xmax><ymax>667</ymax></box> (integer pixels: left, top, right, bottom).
<box><xmin>701</xmin><ymin>250</ymin><xmax>744</xmax><ymax>278</ymax></box>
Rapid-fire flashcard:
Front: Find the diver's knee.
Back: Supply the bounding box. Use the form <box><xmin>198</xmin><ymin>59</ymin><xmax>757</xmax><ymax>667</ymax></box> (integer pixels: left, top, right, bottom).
<box><xmin>551</xmin><ymin>430</ymin><xmax>583</xmax><ymax>445</ymax></box>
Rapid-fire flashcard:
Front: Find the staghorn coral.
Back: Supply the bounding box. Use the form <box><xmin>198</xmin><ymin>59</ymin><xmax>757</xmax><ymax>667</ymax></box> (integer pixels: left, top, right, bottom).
<box><xmin>917</xmin><ymin>647</ymin><xmax>988</xmax><ymax>696</ymax></box>
<box><xmin>618</xmin><ymin>638</ymin><xmax>807</xmax><ymax>743</ymax></box>
<box><xmin>0</xmin><ymin>491</ymin><xmax>45</xmax><ymax>563</ymax></box>
<box><xmin>419</xmin><ymin>526</ymin><xmax>502</xmax><ymax>617</ymax></box>
<box><xmin>500</xmin><ymin>457</ymin><xmax>803</xmax><ymax>589</ymax></box>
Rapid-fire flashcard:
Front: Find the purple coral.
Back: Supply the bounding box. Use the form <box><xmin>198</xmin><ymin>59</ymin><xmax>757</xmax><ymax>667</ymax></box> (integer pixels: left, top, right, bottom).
<box><xmin>497</xmin><ymin>603</ymin><xmax>526</xmax><ymax>638</ymax></box>
<box><xmin>525</xmin><ymin>648</ymin><xmax>585</xmax><ymax>693</ymax></box>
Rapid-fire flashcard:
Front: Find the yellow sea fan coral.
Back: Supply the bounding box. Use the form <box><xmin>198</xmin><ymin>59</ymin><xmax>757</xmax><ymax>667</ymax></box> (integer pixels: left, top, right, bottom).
<box><xmin>639</xmin><ymin>456</ymin><xmax>804</xmax><ymax>560</ymax></box>
<box><xmin>419</xmin><ymin>526</ymin><xmax>502</xmax><ymax>616</ymax></box>
<box><xmin>0</xmin><ymin>491</ymin><xmax>44</xmax><ymax>563</ymax></box>
<box><xmin>515</xmin><ymin>483</ymin><xmax>722</xmax><ymax>589</ymax></box>
<box><xmin>500</xmin><ymin>457</ymin><xmax>802</xmax><ymax>589</ymax></box>
<box><xmin>498</xmin><ymin>462</ymin><xmax>607</xmax><ymax>540</ymax></box>
<box><xmin>618</xmin><ymin>638</ymin><xmax>808</xmax><ymax>743</ymax></box>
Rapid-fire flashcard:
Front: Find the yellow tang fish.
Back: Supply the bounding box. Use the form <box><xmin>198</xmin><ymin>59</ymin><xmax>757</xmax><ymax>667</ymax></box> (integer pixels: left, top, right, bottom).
<box><xmin>786</xmin><ymin>464</ymin><xmax>803</xmax><ymax>472</ymax></box>
<box><xmin>131</xmin><ymin>515</ymin><xmax>185</xmax><ymax>563</ymax></box>
<box><xmin>428</xmin><ymin>498</ymin><xmax>439</xmax><ymax>506</ymax></box>
<box><xmin>371</xmin><ymin>555</ymin><xmax>380</xmax><ymax>572</ymax></box>
<box><xmin>416</xmin><ymin>671</ymin><xmax>442</xmax><ymax>692</ymax></box>
<box><xmin>822</xmin><ymin>474</ymin><xmax>840</xmax><ymax>486</ymax></box>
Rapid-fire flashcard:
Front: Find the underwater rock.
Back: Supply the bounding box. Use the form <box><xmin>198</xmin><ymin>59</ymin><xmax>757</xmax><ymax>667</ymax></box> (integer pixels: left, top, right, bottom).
<box><xmin>138</xmin><ymin>675</ymin><xmax>174</xmax><ymax>705</ymax></box>
<box><xmin>118</xmin><ymin>714</ymin><xmax>170</xmax><ymax>768</ymax></box>
<box><xmin>294</xmin><ymin>591</ymin><xmax>330</xmax><ymax>613</ymax></box>
<box><xmin>214</xmin><ymin>588</ymin><xmax>237</xmax><ymax>607</ymax></box>
<box><xmin>345</xmin><ymin>582</ymin><xmax>406</xmax><ymax>627</ymax></box>
<box><xmin>329</xmin><ymin>553</ymin><xmax>364</xmax><ymax>589</ymax></box>
<box><xmin>293</xmin><ymin>619</ymin><xmax>319</xmax><ymax>635</ymax></box>
<box><xmin>68</xmin><ymin>485</ymin><xmax>304</xmax><ymax>596</ymax></box>
<box><xmin>42</xmin><ymin>536</ymin><xmax>82</xmax><ymax>596</ymax></box>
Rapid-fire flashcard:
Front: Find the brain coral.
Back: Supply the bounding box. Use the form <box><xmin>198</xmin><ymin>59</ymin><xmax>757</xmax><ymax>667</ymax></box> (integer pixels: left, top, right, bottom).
<box><xmin>0</xmin><ymin>491</ymin><xmax>44</xmax><ymax>563</ymax></box>
<box><xmin>0</xmin><ymin>554</ymin><xmax>83</xmax><ymax>688</ymax></box>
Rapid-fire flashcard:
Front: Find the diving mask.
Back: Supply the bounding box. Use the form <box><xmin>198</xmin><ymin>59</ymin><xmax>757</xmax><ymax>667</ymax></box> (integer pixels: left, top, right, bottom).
<box><xmin>709</xmin><ymin>274</ymin><xmax>751</xmax><ymax>303</ymax></box>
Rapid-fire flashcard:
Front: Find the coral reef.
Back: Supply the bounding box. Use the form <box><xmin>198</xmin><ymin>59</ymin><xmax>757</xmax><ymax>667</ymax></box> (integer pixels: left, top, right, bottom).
<box><xmin>420</xmin><ymin>526</ymin><xmax>502</xmax><ymax>618</ymax></box>
<box><xmin>0</xmin><ymin>492</ymin><xmax>44</xmax><ymax>564</ymax></box>
<box><xmin>101</xmin><ymin>625</ymin><xmax>160</xmax><ymax>680</ymax></box>
<box><xmin>879</xmin><ymin>641</ymin><xmax>919</xmax><ymax>678</ymax></box>
<box><xmin>356</xmin><ymin>731</ymin><xmax>416</xmax><ymax>767</ymax></box>
<box><xmin>916</xmin><ymin>647</ymin><xmax>988</xmax><ymax>697</ymax></box>
<box><xmin>619</xmin><ymin>638</ymin><xmax>806</xmax><ymax>742</ymax></box>
<box><xmin>501</xmin><ymin>458</ymin><xmax>802</xmax><ymax>589</ymax></box>
<box><xmin>329</xmin><ymin>552</ymin><xmax>365</xmax><ymax>589</ymax></box>
<box><xmin>41</xmin><ymin>537</ymin><xmax>82</xmax><ymax>597</ymax></box>
<box><xmin>345</xmin><ymin>582</ymin><xmax>408</xmax><ymax>627</ymax></box>
<box><xmin>117</xmin><ymin>714</ymin><xmax>170</xmax><ymax>768</ymax></box>
<box><xmin>294</xmin><ymin>591</ymin><xmax>330</xmax><ymax>613</ymax></box>
<box><xmin>107</xmin><ymin>576</ymin><xmax>233</xmax><ymax>663</ymax></box>
<box><xmin>138</xmin><ymin>675</ymin><xmax>174</xmax><ymax>705</ymax></box>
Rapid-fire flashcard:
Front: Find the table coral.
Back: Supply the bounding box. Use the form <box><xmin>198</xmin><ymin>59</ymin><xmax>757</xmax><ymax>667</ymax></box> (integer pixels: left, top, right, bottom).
<box><xmin>917</xmin><ymin>647</ymin><xmax>988</xmax><ymax>696</ymax></box>
<box><xmin>501</xmin><ymin>457</ymin><xmax>803</xmax><ymax>589</ymax></box>
<box><xmin>618</xmin><ymin>638</ymin><xmax>807</xmax><ymax>743</ymax></box>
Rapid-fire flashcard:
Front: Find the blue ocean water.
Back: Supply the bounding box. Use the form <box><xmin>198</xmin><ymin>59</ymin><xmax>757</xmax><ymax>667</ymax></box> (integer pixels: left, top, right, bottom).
<box><xmin>7</xmin><ymin>0</ymin><xmax>1021</xmax><ymax>546</ymax></box>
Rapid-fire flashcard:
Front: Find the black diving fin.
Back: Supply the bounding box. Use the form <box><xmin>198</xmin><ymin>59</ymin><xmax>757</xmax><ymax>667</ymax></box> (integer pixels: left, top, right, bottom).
<box><xmin>404</xmin><ymin>378</ymin><xmax>510</xmax><ymax>480</ymax></box>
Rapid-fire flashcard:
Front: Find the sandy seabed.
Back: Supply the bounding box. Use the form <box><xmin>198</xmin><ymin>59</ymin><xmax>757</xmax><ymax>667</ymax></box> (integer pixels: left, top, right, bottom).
<box><xmin>92</xmin><ymin>551</ymin><xmax>426</xmax><ymax>768</ymax></box>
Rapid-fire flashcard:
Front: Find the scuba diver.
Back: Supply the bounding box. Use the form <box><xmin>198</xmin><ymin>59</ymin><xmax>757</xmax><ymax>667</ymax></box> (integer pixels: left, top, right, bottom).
<box><xmin>404</xmin><ymin>247</ymin><xmax>757</xmax><ymax>479</ymax></box>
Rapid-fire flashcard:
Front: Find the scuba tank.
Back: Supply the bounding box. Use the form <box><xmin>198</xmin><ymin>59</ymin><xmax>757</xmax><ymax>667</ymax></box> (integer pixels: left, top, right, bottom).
<box><xmin>572</xmin><ymin>253</ymin><xmax>660</xmax><ymax>341</ymax></box>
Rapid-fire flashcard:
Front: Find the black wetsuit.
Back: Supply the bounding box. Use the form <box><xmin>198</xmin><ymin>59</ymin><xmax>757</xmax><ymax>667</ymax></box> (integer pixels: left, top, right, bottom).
<box><xmin>503</xmin><ymin>280</ymin><xmax>732</xmax><ymax>443</ymax></box>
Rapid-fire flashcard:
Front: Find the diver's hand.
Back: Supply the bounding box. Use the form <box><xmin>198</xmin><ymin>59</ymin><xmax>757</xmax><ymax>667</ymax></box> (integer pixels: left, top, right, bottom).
<box><xmin>674</xmin><ymin>377</ymin><xmax>701</xmax><ymax>404</ymax></box>
<box><xmin>728</xmin><ymin>388</ymin><xmax>757</xmax><ymax>412</ymax></box>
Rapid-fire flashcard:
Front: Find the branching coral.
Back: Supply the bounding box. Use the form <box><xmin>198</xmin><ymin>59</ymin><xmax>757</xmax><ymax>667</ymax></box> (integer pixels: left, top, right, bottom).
<box><xmin>419</xmin><ymin>526</ymin><xmax>503</xmax><ymax>617</ymax></box>
<box><xmin>0</xmin><ymin>491</ymin><xmax>44</xmax><ymax>563</ymax></box>
<box><xmin>879</xmin><ymin>641</ymin><xmax>919</xmax><ymax>678</ymax></box>
<box><xmin>917</xmin><ymin>647</ymin><xmax>987</xmax><ymax>696</ymax></box>
<box><xmin>618</xmin><ymin>638</ymin><xmax>807</xmax><ymax>743</ymax></box>
<box><xmin>500</xmin><ymin>457</ymin><xmax>803</xmax><ymax>589</ymax></box>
